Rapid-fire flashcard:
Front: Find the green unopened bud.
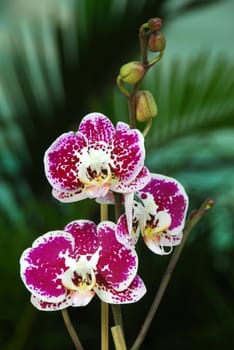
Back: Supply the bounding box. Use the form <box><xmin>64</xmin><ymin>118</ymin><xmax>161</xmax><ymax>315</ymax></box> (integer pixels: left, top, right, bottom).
<box><xmin>136</xmin><ymin>90</ymin><xmax>158</xmax><ymax>122</ymax></box>
<box><xmin>119</xmin><ymin>61</ymin><xmax>145</xmax><ymax>84</ymax></box>
<box><xmin>148</xmin><ymin>32</ymin><xmax>166</xmax><ymax>52</ymax></box>
<box><xmin>148</xmin><ymin>17</ymin><xmax>162</xmax><ymax>32</ymax></box>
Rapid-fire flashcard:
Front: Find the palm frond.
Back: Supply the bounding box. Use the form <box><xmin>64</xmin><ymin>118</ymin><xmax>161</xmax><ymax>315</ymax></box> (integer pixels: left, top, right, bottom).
<box><xmin>144</xmin><ymin>55</ymin><xmax>234</xmax><ymax>148</ymax></box>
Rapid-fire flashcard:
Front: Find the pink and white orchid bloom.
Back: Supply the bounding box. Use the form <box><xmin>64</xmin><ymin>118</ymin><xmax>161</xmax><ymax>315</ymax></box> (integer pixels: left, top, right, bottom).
<box><xmin>20</xmin><ymin>219</ymin><xmax>146</xmax><ymax>311</ymax></box>
<box><xmin>116</xmin><ymin>174</ymin><xmax>189</xmax><ymax>255</ymax></box>
<box><xmin>44</xmin><ymin>113</ymin><xmax>150</xmax><ymax>202</ymax></box>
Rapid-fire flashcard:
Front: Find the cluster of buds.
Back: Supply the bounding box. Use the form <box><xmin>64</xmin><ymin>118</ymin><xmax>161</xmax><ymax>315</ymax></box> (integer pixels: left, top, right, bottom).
<box><xmin>117</xmin><ymin>17</ymin><xmax>166</xmax><ymax>125</ymax></box>
<box><xmin>148</xmin><ymin>17</ymin><xmax>166</xmax><ymax>52</ymax></box>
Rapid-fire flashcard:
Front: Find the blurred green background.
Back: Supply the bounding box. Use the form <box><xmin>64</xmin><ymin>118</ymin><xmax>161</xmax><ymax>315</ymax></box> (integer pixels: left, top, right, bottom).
<box><xmin>0</xmin><ymin>0</ymin><xmax>234</xmax><ymax>349</ymax></box>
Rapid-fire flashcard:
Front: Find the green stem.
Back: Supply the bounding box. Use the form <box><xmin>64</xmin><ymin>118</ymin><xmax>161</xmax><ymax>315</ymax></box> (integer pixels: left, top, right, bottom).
<box><xmin>101</xmin><ymin>302</ymin><xmax>109</xmax><ymax>350</ymax></box>
<box><xmin>61</xmin><ymin>309</ymin><xmax>84</xmax><ymax>350</ymax></box>
<box><xmin>148</xmin><ymin>50</ymin><xmax>164</xmax><ymax>68</ymax></box>
<box><xmin>117</xmin><ymin>75</ymin><xmax>130</xmax><ymax>98</ymax></box>
<box><xmin>130</xmin><ymin>198</ymin><xmax>215</xmax><ymax>350</ymax></box>
<box><xmin>111</xmin><ymin>326</ymin><xmax>127</xmax><ymax>350</ymax></box>
<box><xmin>111</xmin><ymin>304</ymin><xmax>124</xmax><ymax>332</ymax></box>
<box><xmin>139</xmin><ymin>23</ymin><xmax>150</xmax><ymax>65</ymax></box>
<box><xmin>142</xmin><ymin>118</ymin><xmax>152</xmax><ymax>138</ymax></box>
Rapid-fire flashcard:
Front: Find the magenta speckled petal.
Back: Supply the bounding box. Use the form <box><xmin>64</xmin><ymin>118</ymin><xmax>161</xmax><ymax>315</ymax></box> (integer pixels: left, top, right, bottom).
<box><xmin>137</xmin><ymin>173</ymin><xmax>188</xmax><ymax>233</ymax></box>
<box><xmin>144</xmin><ymin>231</ymin><xmax>183</xmax><ymax>255</ymax></box>
<box><xmin>31</xmin><ymin>294</ymin><xmax>72</xmax><ymax>311</ymax></box>
<box><xmin>78</xmin><ymin>113</ymin><xmax>115</xmax><ymax>144</ymax></box>
<box><xmin>97</xmin><ymin>221</ymin><xmax>138</xmax><ymax>291</ymax></box>
<box><xmin>116</xmin><ymin>214</ymin><xmax>137</xmax><ymax>249</ymax></box>
<box><xmin>64</xmin><ymin>220</ymin><xmax>99</xmax><ymax>256</ymax></box>
<box><xmin>20</xmin><ymin>231</ymin><xmax>74</xmax><ymax>303</ymax></box>
<box><xmin>52</xmin><ymin>187</ymin><xmax>87</xmax><ymax>202</ymax></box>
<box><xmin>95</xmin><ymin>275</ymin><xmax>146</xmax><ymax>304</ymax></box>
<box><xmin>110</xmin><ymin>122</ymin><xmax>145</xmax><ymax>183</ymax></box>
<box><xmin>112</xmin><ymin>166</ymin><xmax>150</xmax><ymax>193</ymax></box>
<box><xmin>44</xmin><ymin>131</ymin><xmax>87</xmax><ymax>191</ymax></box>
<box><xmin>160</xmin><ymin>231</ymin><xmax>183</xmax><ymax>246</ymax></box>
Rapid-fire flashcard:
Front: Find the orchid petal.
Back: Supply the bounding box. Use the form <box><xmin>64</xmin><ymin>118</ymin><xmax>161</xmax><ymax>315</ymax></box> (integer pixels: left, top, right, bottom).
<box><xmin>31</xmin><ymin>289</ymin><xmax>95</xmax><ymax>310</ymax></box>
<box><xmin>68</xmin><ymin>290</ymin><xmax>95</xmax><ymax>307</ymax></box>
<box><xmin>116</xmin><ymin>214</ymin><xmax>137</xmax><ymax>249</ymax></box>
<box><xmin>160</xmin><ymin>231</ymin><xmax>183</xmax><ymax>246</ymax></box>
<box><xmin>20</xmin><ymin>231</ymin><xmax>74</xmax><ymax>303</ymax></box>
<box><xmin>95</xmin><ymin>191</ymin><xmax>115</xmax><ymax>204</ymax></box>
<box><xmin>95</xmin><ymin>275</ymin><xmax>146</xmax><ymax>304</ymax></box>
<box><xmin>110</xmin><ymin>122</ymin><xmax>145</xmax><ymax>183</ymax></box>
<box><xmin>44</xmin><ymin>132</ymin><xmax>87</xmax><ymax>191</ymax></box>
<box><xmin>123</xmin><ymin>192</ymin><xmax>134</xmax><ymax>235</ymax></box>
<box><xmin>97</xmin><ymin>221</ymin><xmax>138</xmax><ymax>291</ymax></box>
<box><xmin>78</xmin><ymin>112</ymin><xmax>115</xmax><ymax>144</ymax></box>
<box><xmin>52</xmin><ymin>187</ymin><xmax>87</xmax><ymax>202</ymax></box>
<box><xmin>31</xmin><ymin>294</ymin><xmax>72</xmax><ymax>311</ymax></box>
<box><xmin>64</xmin><ymin>220</ymin><xmax>99</xmax><ymax>256</ymax></box>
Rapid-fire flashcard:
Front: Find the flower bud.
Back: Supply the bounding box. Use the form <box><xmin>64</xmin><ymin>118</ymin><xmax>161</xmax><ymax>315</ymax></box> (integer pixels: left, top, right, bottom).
<box><xmin>119</xmin><ymin>61</ymin><xmax>145</xmax><ymax>84</ymax></box>
<box><xmin>136</xmin><ymin>90</ymin><xmax>158</xmax><ymax>122</ymax></box>
<box><xmin>148</xmin><ymin>17</ymin><xmax>162</xmax><ymax>32</ymax></box>
<box><xmin>148</xmin><ymin>32</ymin><xmax>166</xmax><ymax>52</ymax></box>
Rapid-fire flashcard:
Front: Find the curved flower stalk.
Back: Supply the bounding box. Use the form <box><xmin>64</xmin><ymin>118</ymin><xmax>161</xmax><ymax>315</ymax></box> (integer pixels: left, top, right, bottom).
<box><xmin>116</xmin><ymin>174</ymin><xmax>189</xmax><ymax>255</ymax></box>
<box><xmin>20</xmin><ymin>219</ymin><xmax>146</xmax><ymax>311</ymax></box>
<box><xmin>44</xmin><ymin>113</ymin><xmax>150</xmax><ymax>202</ymax></box>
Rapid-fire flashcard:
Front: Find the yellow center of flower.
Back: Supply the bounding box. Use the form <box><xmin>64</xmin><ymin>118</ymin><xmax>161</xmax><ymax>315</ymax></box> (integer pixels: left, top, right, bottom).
<box><xmin>143</xmin><ymin>211</ymin><xmax>171</xmax><ymax>240</ymax></box>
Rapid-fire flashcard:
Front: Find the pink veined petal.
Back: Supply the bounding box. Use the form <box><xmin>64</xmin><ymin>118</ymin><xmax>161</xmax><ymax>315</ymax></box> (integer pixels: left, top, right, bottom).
<box><xmin>96</xmin><ymin>221</ymin><xmax>138</xmax><ymax>291</ymax></box>
<box><xmin>95</xmin><ymin>274</ymin><xmax>146</xmax><ymax>304</ymax></box>
<box><xmin>20</xmin><ymin>231</ymin><xmax>75</xmax><ymax>303</ymax></box>
<box><xmin>52</xmin><ymin>187</ymin><xmax>87</xmax><ymax>202</ymax></box>
<box><xmin>110</xmin><ymin>122</ymin><xmax>145</xmax><ymax>184</ymax></box>
<box><xmin>137</xmin><ymin>173</ymin><xmax>188</xmax><ymax>233</ymax></box>
<box><xmin>64</xmin><ymin>220</ymin><xmax>99</xmax><ymax>256</ymax></box>
<box><xmin>44</xmin><ymin>131</ymin><xmax>87</xmax><ymax>192</ymax></box>
<box><xmin>31</xmin><ymin>293</ymin><xmax>72</xmax><ymax>311</ymax></box>
<box><xmin>78</xmin><ymin>113</ymin><xmax>115</xmax><ymax>144</ymax></box>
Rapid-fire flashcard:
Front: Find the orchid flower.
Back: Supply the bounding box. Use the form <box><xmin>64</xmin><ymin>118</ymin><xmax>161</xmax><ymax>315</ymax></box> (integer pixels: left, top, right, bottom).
<box><xmin>20</xmin><ymin>219</ymin><xmax>146</xmax><ymax>311</ymax></box>
<box><xmin>116</xmin><ymin>174</ymin><xmax>189</xmax><ymax>255</ymax></box>
<box><xmin>44</xmin><ymin>113</ymin><xmax>150</xmax><ymax>202</ymax></box>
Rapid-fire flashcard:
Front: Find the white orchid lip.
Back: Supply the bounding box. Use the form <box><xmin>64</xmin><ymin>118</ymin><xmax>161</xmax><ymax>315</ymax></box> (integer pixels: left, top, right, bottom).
<box><xmin>78</xmin><ymin>149</ymin><xmax>112</xmax><ymax>187</ymax></box>
<box><xmin>62</xmin><ymin>267</ymin><xmax>96</xmax><ymax>292</ymax></box>
<box><xmin>62</xmin><ymin>253</ymin><xmax>99</xmax><ymax>292</ymax></box>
